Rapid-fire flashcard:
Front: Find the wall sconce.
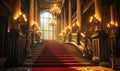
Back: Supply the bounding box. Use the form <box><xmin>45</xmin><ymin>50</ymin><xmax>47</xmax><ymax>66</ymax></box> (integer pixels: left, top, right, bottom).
<box><xmin>107</xmin><ymin>21</ymin><xmax>119</xmax><ymax>34</ymax></box>
<box><xmin>14</xmin><ymin>11</ymin><xmax>27</xmax><ymax>25</ymax></box>
<box><xmin>89</xmin><ymin>15</ymin><xmax>101</xmax><ymax>24</ymax></box>
<box><xmin>89</xmin><ymin>14</ymin><xmax>101</xmax><ymax>31</ymax></box>
<box><xmin>13</xmin><ymin>11</ymin><xmax>28</xmax><ymax>33</ymax></box>
<box><xmin>31</xmin><ymin>21</ymin><xmax>40</xmax><ymax>33</ymax></box>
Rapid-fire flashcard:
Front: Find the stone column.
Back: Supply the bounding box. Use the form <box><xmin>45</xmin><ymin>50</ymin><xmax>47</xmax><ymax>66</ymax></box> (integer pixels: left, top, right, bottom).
<box><xmin>94</xmin><ymin>0</ymin><xmax>102</xmax><ymax>21</ymax></box>
<box><xmin>35</xmin><ymin>0</ymin><xmax>38</xmax><ymax>23</ymax></box>
<box><xmin>61</xmin><ymin>10</ymin><xmax>63</xmax><ymax>32</ymax></box>
<box><xmin>94</xmin><ymin>0</ymin><xmax>102</xmax><ymax>30</ymax></box>
<box><xmin>68</xmin><ymin>0</ymin><xmax>72</xmax><ymax>30</ymax></box>
<box><xmin>13</xmin><ymin>0</ymin><xmax>21</xmax><ymax>30</ymax></box>
<box><xmin>26</xmin><ymin>0</ymin><xmax>35</xmax><ymax>58</ymax></box>
<box><xmin>68</xmin><ymin>0</ymin><xmax>72</xmax><ymax>42</ymax></box>
<box><xmin>64</xmin><ymin>7</ymin><xmax>66</xmax><ymax>30</ymax></box>
<box><xmin>109</xmin><ymin>1</ymin><xmax>118</xmax><ymax>69</ymax></box>
<box><xmin>77</xmin><ymin>0</ymin><xmax>82</xmax><ymax>31</ymax></box>
<box><xmin>77</xmin><ymin>0</ymin><xmax>82</xmax><ymax>45</ymax></box>
<box><xmin>35</xmin><ymin>0</ymin><xmax>39</xmax><ymax>42</ymax></box>
<box><xmin>63</xmin><ymin>7</ymin><xmax>67</xmax><ymax>42</ymax></box>
<box><xmin>29</xmin><ymin>0</ymin><xmax>34</xmax><ymax>30</ymax></box>
<box><xmin>110</xmin><ymin>5</ymin><xmax>114</xmax><ymax>22</ymax></box>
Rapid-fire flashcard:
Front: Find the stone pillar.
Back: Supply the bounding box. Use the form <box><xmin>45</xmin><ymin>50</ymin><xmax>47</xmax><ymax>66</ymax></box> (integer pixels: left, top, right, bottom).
<box><xmin>77</xmin><ymin>0</ymin><xmax>82</xmax><ymax>31</ymax></box>
<box><xmin>61</xmin><ymin>10</ymin><xmax>63</xmax><ymax>32</ymax></box>
<box><xmin>35</xmin><ymin>0</ymin><xmax>38</xmax><ymax>23</ymax></box>
<box><xmin>29</xmin><ymin>0</ymin><xmax>34</xmax><ymax>29</ymax></box>
<box><xmin>68</xmin><ymin>0</ymin><xmax>72</xmax><ymax>42</ymax></box>
<box><xmin>110</xmin><ymin>5</ymin><xmax>114</xmax><ymax>22</ymax></box>
<box><xmin>109</xmin><ymin>1</ymin><xmax>119</xmax><ymax>69</ymax></box>
<box><xmin>68</xmin><ymin>0</ymin><xmax>72</xmax><ymax>30</ymax></box>
<box><xmin>94</xmin><ymin>0</ymin><xmax>102</xmax><ymax>30</ymax></box>
<box><xmin>13</xmin><ymin>0</ymin><xmax>21</xmax><ymax>29</ymax></box>
<box><xmin>94</xmin><ymin>0</ymin><xmax>102</xmax><ymax>21</ymax></box>
<box><xmin>92</xmin><ymin>0</ymin><xmax>110</xmax><ymax>66</ymax></box>
<box><xmin>26</xmin><ymin>0</ymin><xmax>35</xmax><ymax>58</ymax></box>
<box><xmin>35</xmin><ymin>0</ymin><xmax>40</xmax><ymax>42</ymax></box>
<box><xmin>64</xmin><ymin>7</ymin><xmax>66</xmax><ymax>30</ymax></box>
<box><xmin>77</xmin><ymin>0</ymin><xmax>82</xmax><ymax>45</ymax></box>
<box><xmin>63</xmin><ymin>7</ymin><xmax>67</xmax><ymax>42</ymax></box>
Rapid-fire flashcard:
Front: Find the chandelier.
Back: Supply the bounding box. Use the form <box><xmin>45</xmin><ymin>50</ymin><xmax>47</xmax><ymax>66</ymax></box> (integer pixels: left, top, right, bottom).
<box><xmin>50</xmin><ymin>4</ymin><xmax>61</xmax><ymax>16</ymax></box>
<box><xmin>49</xmin><ymin>18</ymin><xmax>57</xmax><ymax>26</ymax></box>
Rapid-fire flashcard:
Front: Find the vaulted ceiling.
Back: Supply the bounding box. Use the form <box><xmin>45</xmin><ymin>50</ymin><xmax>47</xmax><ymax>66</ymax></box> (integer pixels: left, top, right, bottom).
<box><xmin>39</xmin><ymin>0</ymin><xmax>64</xmax><ymax>10</ymax></box>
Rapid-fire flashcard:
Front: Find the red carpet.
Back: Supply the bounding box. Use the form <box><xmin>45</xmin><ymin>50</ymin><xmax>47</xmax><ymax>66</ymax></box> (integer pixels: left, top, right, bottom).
<box><xmin>32</xmin><ymin>40</ymin><xmax>80</xmax><ymax>71</ymax></box>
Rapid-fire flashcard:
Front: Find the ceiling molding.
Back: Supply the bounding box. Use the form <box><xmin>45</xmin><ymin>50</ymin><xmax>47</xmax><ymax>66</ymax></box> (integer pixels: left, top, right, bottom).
<box><xmin>39</xmin><ymin>0</ymin><xmax>63</xmax><ymax>10</ymax></box>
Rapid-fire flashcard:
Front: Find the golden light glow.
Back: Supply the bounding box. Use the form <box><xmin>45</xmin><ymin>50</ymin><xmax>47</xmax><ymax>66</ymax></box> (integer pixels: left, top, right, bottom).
<box><xmin>94</xmin><ymin>14</ymin><xmax>96</xmax><ymax>17</ymax></box>
<box><xmin>31</xmin><ymin>21</ymin><xmax>35</xmax><ymax>26</ymax></box>
<box><xmin>94</xmin><ymin>14</ymin><xmax>101</xmax><ymax>22</ymax></box>
<box><xmin>115</xmin><ymin>22</ymin><xmax>118</xmax><ymax>27</ymax></box>
<box><xmin>59</xmin><ymin>32</ymin><xmax>63</xmax><ymax>36</ymax></box>
<box><xmin>63</xmin><ymin>29</ymin><xmax>66</xmax><ymax>34</ymax></box>
<box><xmin>14</xmin><ymin>11</ymin><xmax>22</xmax><ymax>20</ymax></box>
<box><xmin>72</xmin><ymin>23</ymin><xmax>75</xmax><ymax>27</ymax></box>
<box><xmin>22</xmin><ymin>14</ymin><xmax>27</xmax><ymax>22</ymax></box>
<box><xmin>110</xmin><ymin>21</ymin><xmax>114</xmax><ymax>25</ymax></box>
<box><xmin>76</xmin><ymin>21</ymin><xmax>80</xmax><ymax>27</ymax></box>
<box><xmin>7</xmin><ymin>27</ymin><xmax>10</xmax><ymax>33</ymax></box>
<box><xmin>22</xmin><ymin>14</ymin><xmax>26</xmax><ymax>18</ymax></box>
<box><xmin>49</xmin><ymin>18</ymin><xmax>57</xmax><ymax>26</ymax></box>
<box><xmin>107</xmin><ymin>24</ymin><xmax>110</xmax><ymax>28</ymax></box>
<box><xmin>89</xmin><ymin>16</ymin><xmax>93</xmax><ymax>23</ymax></box>
<box><xmin>19</xmin><ymin>12</ymin><xmax>22</xmax><ymax>15</ymax></box>
<box><xmin>14</xmin><ymin>14</ymin><xmax>19</xmax><ymax>20</ymax></box>
<box><xmin>31</xmin><ymin>21</ymin><xmax>41</xmax><ymax>33</ymax></box>
<box><xmin>80</xmin><ymin>32</ymin><xmax>85</xmax><ymax>37</ymax></box>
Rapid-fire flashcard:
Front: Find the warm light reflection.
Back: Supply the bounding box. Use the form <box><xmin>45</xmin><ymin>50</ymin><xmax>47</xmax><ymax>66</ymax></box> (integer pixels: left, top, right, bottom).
<box><xmin>49</xmin><ymin>18</ymin><xmax>57</xmax><ymax>26</ymax></box>
<box><xmin>107</xmin><ymin>24</ymin><xmax>110</xmax><ymax>28</ymax></box>
<box><xmin>72</xmin><ymin>23</ymin><xmax>75</xmax><ymax>27</ymax></box>
<box><xmin>65</xmin><ymin>26</ymin><xmax>71</xmax><ymax>31</ymax></box>
<box><xmin>60</xmin><ymin>29</ymin><xmax>66</xmax><ymax>36</ymax></box>
<box><xmin>76</xmin><ymin>21</ymin><xmax>80</xmax><ymax>27</ymax></box>
<box><xmin>32</xmin><ymin>21</ymin><xmax>40</xmax><ymax>32</ymax></box>
<box><xmin>7</xmin><ymin>27</ymin><xmax>10</xmax><ymax>33</ymax></box>
<box><xmin>89</xmin><ymin>16</ymin><xmax>93</xmax><ymax>23</ymax></box>
<box><xmin>19</xmin><ymin>12</ymin><xmax>22</xmax><ymax>15</ymax></box>
<box><xmin>80</xmin><ymin>32</ymin><xmax>85</xmax><ymax>37</ymax></box>
<box><xmin>115</xmin><ymin>22</ymin><xmax>118</xmax><ymax>27</ymax></box>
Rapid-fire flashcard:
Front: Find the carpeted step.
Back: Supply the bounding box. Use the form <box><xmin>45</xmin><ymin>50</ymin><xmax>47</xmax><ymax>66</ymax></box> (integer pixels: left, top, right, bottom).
<box><xmin>32</xmin><ymin>63</ymin><xmax>82</xmax><ymax>67</ymax></box>
<box><xmin>34</xmin><ymin>60</ymin><xmax>79</xmax><ymax>63</ymax></box>
<box><xmin>32</xmin><ymin>67</ymin><xmax>75</xmax><ymax>71</ymax></box>
<box><xmin>29</xmin><ymin>40</ymin><xmax>83</xmax><ymax>70</ymax></box>
<box><xmin>35</xmin><ymin>57</ymin><xmax>75</xmax><ymax>60</ymax></box>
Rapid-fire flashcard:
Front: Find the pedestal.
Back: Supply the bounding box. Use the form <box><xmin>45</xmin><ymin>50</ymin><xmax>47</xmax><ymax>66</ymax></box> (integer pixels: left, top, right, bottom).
<box><xmin>5</xmin><ymin>29</ymin><xmax>25</xmax><ymax>67</ymax></box>
<box><xmin>91</xmin><ymin>30</ymin><xmax>110</xmax><ymax>64</ymax></box>
<box><xmin>109</xmin><ymin>31</ymin><xmax>120</xmax><ymax>69</ymax></box>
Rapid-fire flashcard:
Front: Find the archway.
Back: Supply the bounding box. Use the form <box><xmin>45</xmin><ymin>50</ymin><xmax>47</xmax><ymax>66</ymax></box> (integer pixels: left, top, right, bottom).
<box><xmin>40</xmin><ymin>11</ymin><xmax>55</xmax><ymax>40</ymax></box>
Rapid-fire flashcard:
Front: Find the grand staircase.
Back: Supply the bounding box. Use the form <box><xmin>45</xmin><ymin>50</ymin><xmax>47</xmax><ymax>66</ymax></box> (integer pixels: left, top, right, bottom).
<box><xmin>3</xmin><ymin>40</ymin><xmax>113</xmax><ymax>71</ymax></box>
<box><xmin>22</xmin><ymin>40</ymin><xmax>94</xmax><ymax>71</ymax></box>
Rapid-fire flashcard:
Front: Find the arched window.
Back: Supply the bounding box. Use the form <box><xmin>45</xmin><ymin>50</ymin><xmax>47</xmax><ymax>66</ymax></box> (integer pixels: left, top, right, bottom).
<box><xmin>40</xmin><ymin>12</ymin><xmax>54</xmax><ymax>39</ymax></box>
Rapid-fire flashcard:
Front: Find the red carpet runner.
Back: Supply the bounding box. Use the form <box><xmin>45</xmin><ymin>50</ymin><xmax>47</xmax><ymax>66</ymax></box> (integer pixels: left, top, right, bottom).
<box><xmin>32</xmin><ymin>40</ymin><xmax>80</xmax><ymax>71</ymax></box>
